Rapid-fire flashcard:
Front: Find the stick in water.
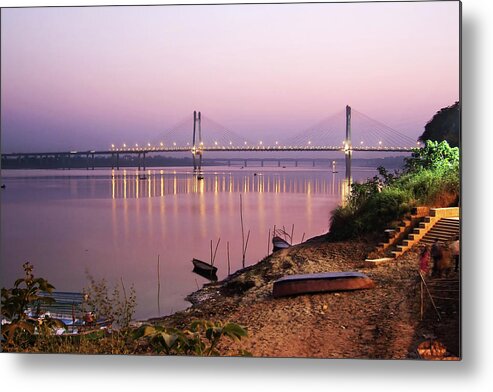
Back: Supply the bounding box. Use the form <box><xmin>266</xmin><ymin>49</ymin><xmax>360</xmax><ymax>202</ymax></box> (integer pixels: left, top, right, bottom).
<box><xmin>157</xmin><ymin>254</ymin><xmax>161</xmax><ymax>317</ymax></box>
<box><xmin>240</xmin><ymin>194</ymin><xmax>245</xmax><ymax>266</ymax></box>
<box><xmin>227</xmin><ymin>241</ymin><xmax>231</xmax><ymax>276</ymax></box>
<box><xmin>243</xmin><ymin>229</ymin><xmax>251</xmax><ymax>268</ymax></box>
<box><xmin>212</xmin><ymin>237</ymin><xmax>221</xmax><ymax>266</ymax></box>
<box><xmin>267</xmin><ymin>228</ymin><xmax>271</xmax><ymax>256</ymax></box>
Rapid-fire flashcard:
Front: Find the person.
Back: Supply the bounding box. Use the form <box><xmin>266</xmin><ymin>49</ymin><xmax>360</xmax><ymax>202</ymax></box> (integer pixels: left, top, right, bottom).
<box><xmin>431</xmin><ymin>239</ymin><xmax>442</xmax><ymax>261</ymax></box>
<box><xmin>83</xmin><ymin>311</ymin><xmax>95</xmax><ymax>325</ymax></box>
<box><xmin>419</xmin><ymin>245</ymin><xmax>431</xmax><ymax>276</ymax></box>
<box><xmin>450</xmin><ymin>235</ymin><xmax>460</xmax><ymax>272</ymax></box>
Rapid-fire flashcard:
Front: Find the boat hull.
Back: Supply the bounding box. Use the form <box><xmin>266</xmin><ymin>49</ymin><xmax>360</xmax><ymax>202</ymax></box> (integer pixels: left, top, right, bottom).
<box><xmin>273</xmin><ymin>272</ymin><xmax>375</xmax><ymax>298</ymax></box>
<box><xmin>191</xmin><ymin>258</ymin><xmax>218</xmax><ymax>280</ymax></box>
<box><xmin>272</xmin><ymin>236</ymin><xmax>291</xmax><ymax>252</ymax></box>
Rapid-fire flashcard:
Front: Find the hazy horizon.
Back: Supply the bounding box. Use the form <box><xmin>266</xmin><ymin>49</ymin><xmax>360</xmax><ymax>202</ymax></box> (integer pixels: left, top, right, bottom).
<box><xmin>1</xmin><ymin>2</ymin><xmax>459</xmax><ymax>154</ymax></box>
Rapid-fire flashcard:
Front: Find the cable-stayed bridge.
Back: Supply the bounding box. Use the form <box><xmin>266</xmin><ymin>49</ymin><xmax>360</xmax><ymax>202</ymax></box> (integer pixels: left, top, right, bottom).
<box><xmin>1</xmin><ymin>106</ymin><xmax>420</xmax><ymax>172</ymax></box>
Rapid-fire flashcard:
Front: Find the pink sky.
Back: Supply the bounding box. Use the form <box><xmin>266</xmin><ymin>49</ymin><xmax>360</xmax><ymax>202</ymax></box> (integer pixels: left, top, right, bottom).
<box><xmin>1</xmin><ymin>1</ymin><xmax>459</xmax><ymax>152</ymax></box>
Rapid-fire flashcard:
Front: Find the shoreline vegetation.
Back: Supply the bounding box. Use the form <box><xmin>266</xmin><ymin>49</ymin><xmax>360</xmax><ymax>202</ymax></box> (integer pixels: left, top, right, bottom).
<box><xmin>1</xmin><ymin>140</ymin><xmax>460</xmax><ymax>358</ymax></box>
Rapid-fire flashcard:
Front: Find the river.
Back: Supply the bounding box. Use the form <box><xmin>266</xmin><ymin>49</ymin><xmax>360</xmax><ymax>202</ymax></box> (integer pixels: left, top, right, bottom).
<box><xmin>0</xmin><ymin>165</ymin><xmax>378</xmax><ymax>319</ymax></box>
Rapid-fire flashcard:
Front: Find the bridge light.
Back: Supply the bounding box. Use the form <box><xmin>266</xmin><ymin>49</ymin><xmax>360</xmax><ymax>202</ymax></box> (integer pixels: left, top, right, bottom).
<box><xmin>214</xmin><ymin>141</ymin><xmax>218</xmax><ymax>146</ymax></box>
<box><xmin>379</xmin><ymin>141</ymin><xmax>382</xmax><ymax>145</ymax></box>
<box><xmin>173</xmin><ymin>142</ymin><xmax>176</xmax><ymax>146</ymax></box>
<box><xmin>160</xmin><ymin>142</ymin><xmax>164</xmax><ymax>147</ymax></box>
<box><xmin>111</xmin><ymin>144</ymin><xmax>115</xmax><ymax>149</ymax></box>
<box><xmin>147</xmin><ymin>143</ymin><xmax>151</xmax><ymax>147</ymax></box>
<box><xmin>229</xmin><ymin>141</ymin><xmax>232</xmax><ymax>145</ymax></box>
<box><xmin>360</xmin><ymin>141</ymin><xmax>364</xmax><ymax>145</ymax></box>
<box><xmin>123</xmin><ymin>143</ymin><xmax>126</xmax><ymax>148</ymax></box>
<box><xmin>244</xmin><ymin>141</ymin><xmax>247</xmax><ymax>145</ymax></box>
<box><xmin>308</xmin><ymin>141</ymin><xmax>311</xmax><ymax>145</ymax></box>
<box><xmin>259</xmin><ymin>141</ymin><xmax>263</xmax><ymax>145</ymax></box>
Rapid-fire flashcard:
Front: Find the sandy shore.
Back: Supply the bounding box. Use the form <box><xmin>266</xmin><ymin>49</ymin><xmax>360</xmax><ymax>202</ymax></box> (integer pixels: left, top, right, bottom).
<box><xmin>148</xmin><ymin>235</ymin><xmax>460</xmax><ymax>359</ymax></box>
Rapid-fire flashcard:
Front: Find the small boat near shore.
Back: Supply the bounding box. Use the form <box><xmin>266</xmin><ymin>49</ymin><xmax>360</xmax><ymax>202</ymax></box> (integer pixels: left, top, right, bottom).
<box><xmin>272</xmin><ymin>236</ymin><xmax>291</xmax><ymax>252</ymax></box>
<box><xmin>192</xmin><ymin>258</ymin><xmax>218</xmax><ymax>281</ymax></box>
<box><xmin>272</xmin><ymin>271</ymin><xmax>375</xmax><ymax>298</ymax></box>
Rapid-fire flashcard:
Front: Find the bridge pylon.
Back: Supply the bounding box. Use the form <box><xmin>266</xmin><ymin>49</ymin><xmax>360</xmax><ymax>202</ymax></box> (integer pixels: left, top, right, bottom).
<box><xmin>192</xmin><ymin>111</ymin><xmax>203</xmax><ymax>172</ymax></box>
<box><xmin>345</xmin><ymin>105</ymin><xmax>352</xmax><ymax>184</ymax></box>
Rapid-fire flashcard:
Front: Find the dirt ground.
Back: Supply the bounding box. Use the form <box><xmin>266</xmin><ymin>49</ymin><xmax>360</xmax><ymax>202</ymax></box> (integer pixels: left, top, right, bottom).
<box><xmin>150</xmin><ymin>236</ymin><xmax>460</xmax><ymax>359</ymax></box>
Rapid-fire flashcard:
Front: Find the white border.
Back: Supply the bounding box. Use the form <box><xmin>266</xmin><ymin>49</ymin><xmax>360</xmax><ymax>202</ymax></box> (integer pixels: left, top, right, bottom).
<box><xmin>1</xmin><ymin>1</ymin><xmax>492</xmax><ymax>391</ymax></box>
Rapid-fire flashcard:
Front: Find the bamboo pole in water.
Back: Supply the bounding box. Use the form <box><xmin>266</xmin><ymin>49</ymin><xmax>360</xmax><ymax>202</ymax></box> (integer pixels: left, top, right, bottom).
<box><xmin>243</xmin><ymin>230</ymin><xmax>250</xmax><ymax>268</ymax></box>
<box><xmin>240</xmin><ymin>193</ymin><xmax>245</xmax><ymax>267</ymax></box>
<box><xmin>157</xmin><ymin>254</ymin><xmax>161</xmax><ymax>317</ymax></box>
<box><xmin>210</xmin><ymin>240</ymin><xmax>213</xmax><ymax>265</ymax></box>
<box><xmin>212</xmin><ymin>238</ymin><xmax>221</xmax><ymax>267</ymax></box>
<box><xmin>227</xmin><ymin>241</ymin><xmax>231</xmax><ymax>276</ymax></box>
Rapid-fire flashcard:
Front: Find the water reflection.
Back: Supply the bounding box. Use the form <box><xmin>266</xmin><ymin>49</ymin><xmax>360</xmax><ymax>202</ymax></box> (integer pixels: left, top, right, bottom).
<box><xmin>2</xmin><ymin>166</ymin><xmax>377</xmax><ymax>319</ymax></box>
<box><xmin>110</xmin><ymin>169</ymin><xmax>351</xmax><ymax>201</ymax></box>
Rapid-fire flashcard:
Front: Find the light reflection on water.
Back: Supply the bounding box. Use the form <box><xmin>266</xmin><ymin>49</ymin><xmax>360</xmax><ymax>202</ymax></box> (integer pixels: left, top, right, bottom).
<box><xmin>108</xmin><ymin>169</ymin><xmax>349</xmax><ymax>199</ymax></box>
<box><xmin>0</xmin><ymin>166</ymin><xmax>371</xmax><ymax>319</ymax></box>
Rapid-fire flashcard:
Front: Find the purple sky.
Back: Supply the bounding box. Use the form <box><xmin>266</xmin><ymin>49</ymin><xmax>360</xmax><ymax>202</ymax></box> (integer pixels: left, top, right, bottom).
<box><xmin>1</xmin><ymin>2</ymin><xmax>459</xmax><ymax>153</ymax></box>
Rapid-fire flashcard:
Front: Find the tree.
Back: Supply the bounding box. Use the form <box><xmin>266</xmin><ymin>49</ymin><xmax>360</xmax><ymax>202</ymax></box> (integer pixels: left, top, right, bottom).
<box><xmin>419</xmin><ymin>102</ymin><xmax>460</xmax><ymax>147</ymax></box>
<box><xmin>404</xmin><ymin>140</ymin><xmax>459</xmax><ymax>173</ymax></box>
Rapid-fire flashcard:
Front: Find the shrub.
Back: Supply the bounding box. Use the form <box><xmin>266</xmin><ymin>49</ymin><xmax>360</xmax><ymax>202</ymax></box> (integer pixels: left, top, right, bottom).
<box><xmin>328</xmin><ymin>140</ymin><xmax>460</xmax><ymax>240</ymax></box>
<box><xmin>132</xmin><ymin>320</ymin><xmax>251</xmax><ymax>356</ymax></box>
<box><xmin>82</xmin><ymin>272</ymin><xmax>137</xmax><ymax>330</ymax></box>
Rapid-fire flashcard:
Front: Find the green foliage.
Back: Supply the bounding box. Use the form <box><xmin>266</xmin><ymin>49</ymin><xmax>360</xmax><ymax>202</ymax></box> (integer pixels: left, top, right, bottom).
<box><xmin>1</xmin><ymin>262</ymin><xmax>64</xmax><ymax>345</ymax></box>
<box><xmin>2</xmin><ymin>266</ymin><xmax>247</xmax><ymax>356</ymax></box>
<box><xmin>419</xmin><ymin>101</ymin><xmax>460</xmax><ymax>148</ymax></box>
<box><xmin>329</xmin><ymin>141</ymin><xmax>460</xmax><ymax>240</ymax></box>
<box><xmin>82</xmin><ymin>272</ymin><xmax>137</xmax><ymax>329</ymax></box>
<box><xmin>132</xmin><ymin>320</ymin><xmax>250</xmax><ymax>356</ymax></box>
<box><xmin>404</xmin><ymin>140</ymin><xmax>459</xmax><ymax>173</ymax></box>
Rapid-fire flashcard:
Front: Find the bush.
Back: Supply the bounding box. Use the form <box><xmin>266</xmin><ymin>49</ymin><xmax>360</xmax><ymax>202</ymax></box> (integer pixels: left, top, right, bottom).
<box><xmin>328</xmin><ymin>140</ymin><xmax>460</xmax><ymax>240</ymax></box>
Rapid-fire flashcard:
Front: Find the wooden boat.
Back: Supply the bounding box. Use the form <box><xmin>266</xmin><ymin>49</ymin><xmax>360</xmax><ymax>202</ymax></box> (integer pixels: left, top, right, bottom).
<box><xmin>272</xmin><ymin>271</ymin><xmax>375</xmax><ymax>298</ymax></box>
<box><xmin>272</xmin><ymin>236</ymin><xmax>291</xmax><ymax>252</ymax></box>
<box><xmin>192</xmin><ymin>258</ymin><xmax>217</xmax><ymax>278</ymax></box>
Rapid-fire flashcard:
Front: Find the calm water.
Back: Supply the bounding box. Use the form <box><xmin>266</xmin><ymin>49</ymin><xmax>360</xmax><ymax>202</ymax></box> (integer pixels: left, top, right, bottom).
<box><xmin>0</xmin><ymin>166</ymin><xmax>377</xmax><ymax>319</ymax></box>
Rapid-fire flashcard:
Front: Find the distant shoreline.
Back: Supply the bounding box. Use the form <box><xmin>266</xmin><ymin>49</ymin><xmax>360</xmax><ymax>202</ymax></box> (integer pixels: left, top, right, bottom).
<box><xmin>1</xmin><ymin>155</ymin><xmax>406</xmax><ymax>170</ymax></box>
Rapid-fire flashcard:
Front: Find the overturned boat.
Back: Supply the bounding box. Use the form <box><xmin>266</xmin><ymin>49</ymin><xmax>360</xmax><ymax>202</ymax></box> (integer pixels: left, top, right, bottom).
<box><xmin>272</xmin><ymin>236</ymin><xmax>291</xmax><ymax>252</ymax></box>
<box><xmin>272</xmin><ymin>271</ymin><xmax>375</xmax><ymax>298</ymax></box>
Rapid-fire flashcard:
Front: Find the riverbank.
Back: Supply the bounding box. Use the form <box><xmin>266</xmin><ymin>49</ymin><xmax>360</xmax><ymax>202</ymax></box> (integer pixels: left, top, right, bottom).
<box><xmin>147</xmin><ymin>235</ymin><xmax>460</xmax><ymax>359</ymax></box>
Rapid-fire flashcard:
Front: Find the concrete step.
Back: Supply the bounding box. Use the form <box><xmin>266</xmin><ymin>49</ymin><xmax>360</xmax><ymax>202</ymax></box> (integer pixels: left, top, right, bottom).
<box><xmin>433</xmin><ymin>222</ymin><xmax>460</xmax><ymax>230</ymax></box>
<box><xmin>427</xmin><ymin>227</ymin><xmax>459</xmax><ymax>236</ymax></box>
<box><xmin>402</xmin><ymin>239</ymin><xmax>417</xmax><ymax>247</ymax></box>
<box><xmin>422</xmin><ymin>234</ymin><xmax>456</xmax><ymax>243</ymax></box>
